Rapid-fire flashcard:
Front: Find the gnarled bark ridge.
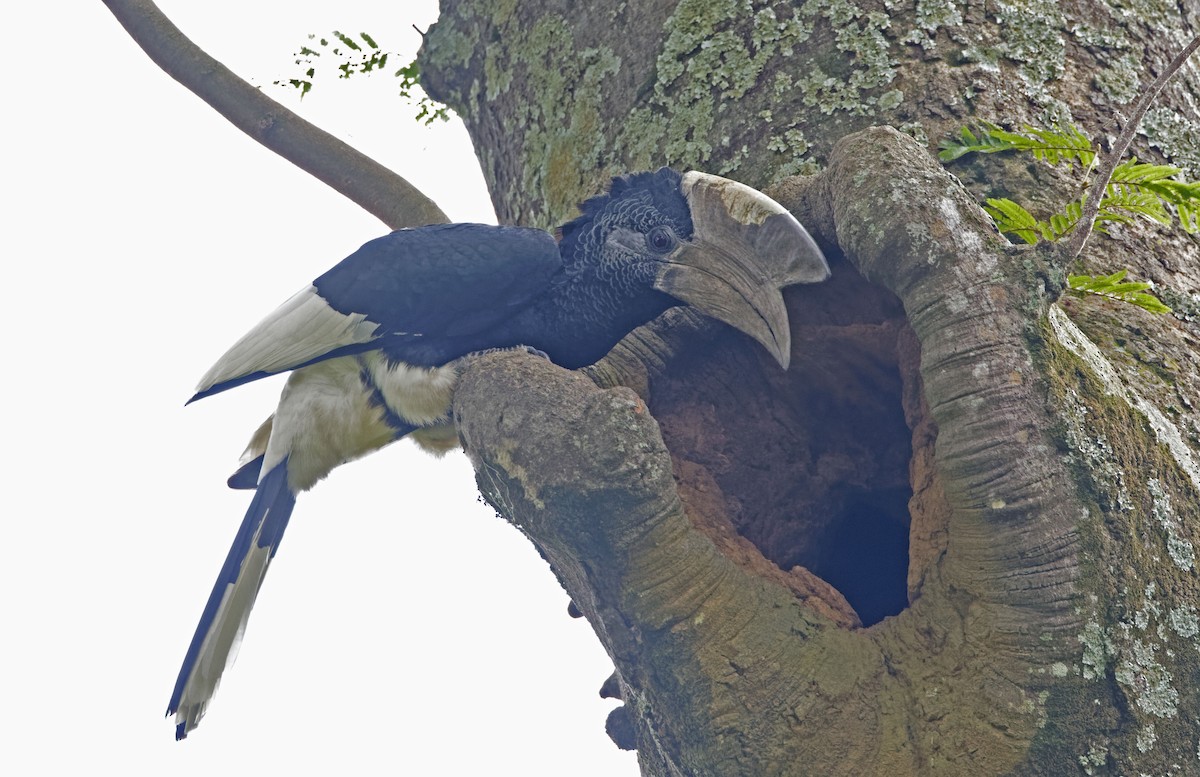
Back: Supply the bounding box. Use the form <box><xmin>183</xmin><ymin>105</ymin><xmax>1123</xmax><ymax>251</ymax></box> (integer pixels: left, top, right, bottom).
<box><xmin>453</xmin><ymin>127</ymin><xmax>1200</xmax><ymax>775</ymax></box>
<box><xmin>426</xmin><ymin>1</ymin><xmax>1200</xmax><ymax>772</ymax></box>
<box><xmin>106</xmin><ymin>0</ymin><xmax>1200</xmax><ymax>771</ymax></box>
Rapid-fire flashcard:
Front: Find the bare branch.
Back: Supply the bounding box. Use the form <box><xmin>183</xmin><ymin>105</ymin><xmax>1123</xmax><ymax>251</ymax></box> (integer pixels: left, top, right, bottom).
<box><xmin>1063</xmin><ymin>32</ymin><xmax>1200</xmax><ymax>258</ymax></box>
<box><xmin>102</xmin><ymin>0</ymin><xmax>449</xmax><ymax>230</ymax></box>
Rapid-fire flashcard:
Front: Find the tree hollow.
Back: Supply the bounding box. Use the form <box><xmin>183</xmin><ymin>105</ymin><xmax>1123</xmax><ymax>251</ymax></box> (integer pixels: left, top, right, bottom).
<box><xmin>594</xmin><ymin>254</ymin><xmax>944</xmax><ymax>629</ymax></box>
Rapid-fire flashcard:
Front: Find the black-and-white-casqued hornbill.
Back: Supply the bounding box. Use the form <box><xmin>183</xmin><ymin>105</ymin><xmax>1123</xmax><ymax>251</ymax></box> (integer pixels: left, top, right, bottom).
<box><xmin>167</xmin><ymin>168</ymin><xmax>830</xmax><ymax>739</ymax></box>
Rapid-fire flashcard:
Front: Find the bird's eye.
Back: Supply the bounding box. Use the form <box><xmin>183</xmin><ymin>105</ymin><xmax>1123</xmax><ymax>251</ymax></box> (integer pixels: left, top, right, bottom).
<box><xmin>646</xmin><ymin>225</ymin><xmax>676</xmax><ymax>254</ymax></box>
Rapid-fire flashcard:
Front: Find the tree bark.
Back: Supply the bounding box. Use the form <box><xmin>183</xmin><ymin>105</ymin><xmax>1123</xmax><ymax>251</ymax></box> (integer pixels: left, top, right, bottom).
<box><xmin>106</xmin><ymin>0</ymin><xmax>1200</xmax><ymax>771</ymax></box>
<box><xmin>423</xmin><ymin>1</ymin><xmax>1200</xmax><ymax>774</ymax></box>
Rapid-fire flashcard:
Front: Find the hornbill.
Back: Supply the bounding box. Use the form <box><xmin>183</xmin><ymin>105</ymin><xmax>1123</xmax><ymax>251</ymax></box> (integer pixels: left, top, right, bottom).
<box><xmin>167</xmin><ymin>168</ymin><xmax>830</xmax><ymax>739</ymax></box>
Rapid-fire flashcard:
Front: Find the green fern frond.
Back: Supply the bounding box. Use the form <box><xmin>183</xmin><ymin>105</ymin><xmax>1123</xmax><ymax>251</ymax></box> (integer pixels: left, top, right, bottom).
<box><xmin>939</xmin><ymin>121</ymin><xmax>1094</xmax><ymax>167</ymax></box>
<box><xmin>985</xmin><ymin>197</ymin><xmax>1085</xmax><ymax>243</ymax></box>
<box><xmin>1067</xmin><ymin>271</ymin><xmax>1172</xmax><ymax>314</ymax></box>
<box><xmin>1100</xmin><ymin>188</ymin><xmax>1172</xmax><ymax>226</ymax></box>
<box><xmin>962</xmin><ymin>146</ymin><xmax>1200</xmax><ymax>242</ymax></box>
<box><xmin>1105</xmin><ymin>159</ymin><xmax>1200</xmax><ymax>233</ymax></box>
<box><xmin>983</xmin><ymin>198</ymin><xmax>1041</xmax><ymax>244</ymax></box>
<box><xmin>938</xmin><ymin>125</ymin><xmax>1012</xmax><ymax>161</ymax></box>
<box><xmin>993</xmin><ymin>123</ymin><xmax>1095</xmax><ymax>167</ymax></box>
<box><xmin>1146</xmin><ymin>177</ymin><xmax>1200</xmax><ymax>207</ymax></box>
<box><xmin>1040</xmin><ymin>199</ymin><xmax>1082</xmax><ymax>242</ymax></box>
<box><xmin>1100</xmin><ymin>158</ymin><xmax>1199</xmax><ymax>230</ymax></box>
<box><xmin>1110</xmin><ymin>159</ymin><xmax>1184</xmax><ymax>186</ymax></box>
<box><xmin>941</xmin><ymin>118</ymin><xmax>1189</xmax><ymax>317</ymax></box>
<box><xmin>1178</xmin><ymin>200</ymin><xmax>1199</xmax><ymax>233</ymax></box>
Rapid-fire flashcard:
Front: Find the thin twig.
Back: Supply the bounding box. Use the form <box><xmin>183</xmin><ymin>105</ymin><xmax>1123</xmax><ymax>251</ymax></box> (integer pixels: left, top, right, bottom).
<box><xmin>102</xmin><ymin>0</ymin><xmax>450</xmax><ymax>230</ymax></box>
<box><xmin>1062</xmin><ymin>32</ymin><xmax>1200</xmax><ymax>259</ymax></box>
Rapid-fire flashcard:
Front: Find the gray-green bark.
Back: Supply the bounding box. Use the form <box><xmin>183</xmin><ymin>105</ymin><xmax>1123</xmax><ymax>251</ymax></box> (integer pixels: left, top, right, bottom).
<box><xmin>422</xmin><ymin>2</ymin><xmax>1200</xmax><ymax>774</ymax></box>
<box><xmin>103</xmin><ymin>0</ymin><xmax>1200</xmax><ymax>771</ymax></box>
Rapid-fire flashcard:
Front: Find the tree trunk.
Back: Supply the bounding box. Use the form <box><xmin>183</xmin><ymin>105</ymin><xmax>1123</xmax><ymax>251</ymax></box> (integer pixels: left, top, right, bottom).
<box><xmin>421</xmin><ymin>1</ymin><xmax>1200</xmax><ymax>774</ymax></box>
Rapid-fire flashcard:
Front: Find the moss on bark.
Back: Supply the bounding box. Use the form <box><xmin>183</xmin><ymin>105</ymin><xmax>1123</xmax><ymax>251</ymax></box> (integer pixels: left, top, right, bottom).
<box><xmin>426</xmin><ymin>1</ymin><xmax>1200</xmax><ymax>773</ymax></box>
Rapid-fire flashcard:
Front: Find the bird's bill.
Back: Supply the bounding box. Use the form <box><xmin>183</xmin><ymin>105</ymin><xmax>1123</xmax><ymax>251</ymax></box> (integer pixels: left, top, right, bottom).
<box><xmin>654</xmin><ymin>172</ymin><xmax>830</xmax><ymax>370</ymax></box>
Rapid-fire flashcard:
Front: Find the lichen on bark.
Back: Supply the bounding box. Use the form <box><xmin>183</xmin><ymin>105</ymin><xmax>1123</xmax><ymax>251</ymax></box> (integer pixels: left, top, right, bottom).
<box><xmin>1039</xmin><ymin>305</ymin><xmax>1200</xmax><ymax>772</ymax></box>
<box><xmin>423</xmin><ymin>1</ymin><xmax>1200</xmax><ymax>773</ymax></box>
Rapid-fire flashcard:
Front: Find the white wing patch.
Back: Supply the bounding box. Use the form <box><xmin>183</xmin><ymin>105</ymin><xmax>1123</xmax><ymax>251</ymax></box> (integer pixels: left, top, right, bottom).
<box><xmin>359</xmin><ymin>351</ymin><xmax>458</xmax><ymax>426</ymax></box>
<box><xmin>258</xmin><ymin>355</ymin><xmax>460</xmax><ymax>491</ymax></box>
<box><xmin>196</xmin><ymin>285</ymin><xmax>381</xmax><ymax>395</ymax></box>
<box><xmin>261</xmin><ymin>357</ymin><xmax>401</xmax><ymax>491</ymax></box>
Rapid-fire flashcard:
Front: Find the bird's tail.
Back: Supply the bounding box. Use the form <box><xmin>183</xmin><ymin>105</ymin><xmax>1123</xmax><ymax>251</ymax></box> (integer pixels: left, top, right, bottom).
<box><xmin>167</xmin><ymin>458</ymin><xmax>297</xmax><ymax>739</ymax></box>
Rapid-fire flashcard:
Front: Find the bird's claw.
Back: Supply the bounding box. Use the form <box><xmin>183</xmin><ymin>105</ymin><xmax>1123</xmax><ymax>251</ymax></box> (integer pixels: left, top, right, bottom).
<box><xmin>458</xmin><ymin>345</ymin><xmax>550</xmax><ymax>367</ymax></box>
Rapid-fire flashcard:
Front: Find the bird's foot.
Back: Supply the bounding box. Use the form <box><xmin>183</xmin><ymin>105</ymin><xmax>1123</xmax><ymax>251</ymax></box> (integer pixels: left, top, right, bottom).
<box><xmin>451</xmin><ymin>345</ymin><xmax>552</xmax><ymax>377</ymax></box>
<box><xmin>465</xmin><ymin>344</ymin><xmax>550</xmax><ymax>361</ymax></box>
<box><xmin>514</xmin><ymin>344</ymin><xmax>550</xmax><ymax>361</ymax></box>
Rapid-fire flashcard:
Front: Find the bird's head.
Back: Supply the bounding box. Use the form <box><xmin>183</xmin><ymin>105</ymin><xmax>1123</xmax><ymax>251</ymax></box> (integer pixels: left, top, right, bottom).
<box><xmin>557</xmin><ymin>168</ymin><xmax>830</xmax><ymax>369</ymax></box>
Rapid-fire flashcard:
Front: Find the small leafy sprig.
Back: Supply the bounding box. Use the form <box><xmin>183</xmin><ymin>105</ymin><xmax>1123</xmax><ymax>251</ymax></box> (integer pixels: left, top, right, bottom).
<box><xmin>394</xmin><ymin>61</ymin><xmax>448</xmax><ymax>125</ymax></box>
<box><xmin>940</xmin><ymin>121</ymin><xmax>1200</xmax><ymax>315</ymax></box>
<box><xmin>941</xmin><ymin>123</ymin><xmax>1198</xmax><ymax>242</ymax></box>
<box><xmin>1066</xmin><ymin>270</ymin><xmax>1172</xmax><ymax>314</ymax></box>
<box><xmin>1109</xmin><ymin>160</ymin><xmax>1200</xmax><ymax>233</ymax></box>
<box><xmin>274</xmin><ymin>31</ymin><xmax>449</xmax><ymax>124</ymax></box>
<box><xmin>939</xmin><ymin>121</ymin><xmax>1095</xmax><ymax>168</ymax></box>
<box><xmin>976</xmin><ymin>158</ymin><xmax>1199</xmax><ymax>248</ymax></box>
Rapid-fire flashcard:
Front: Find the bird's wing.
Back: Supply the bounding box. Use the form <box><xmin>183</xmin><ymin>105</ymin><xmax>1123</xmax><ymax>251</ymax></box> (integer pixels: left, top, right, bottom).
<box><xmin>192</xmin><ymin>224</ymin><xmax>562</xmax><ymax>401</ymax></box>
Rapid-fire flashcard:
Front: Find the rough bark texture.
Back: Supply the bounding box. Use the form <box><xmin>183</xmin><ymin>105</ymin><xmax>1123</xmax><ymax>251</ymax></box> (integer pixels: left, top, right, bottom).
<box><xmin>423</xmin><ymin>1</ymin><xmax>1200</xmax><ymax>774</ymax></box>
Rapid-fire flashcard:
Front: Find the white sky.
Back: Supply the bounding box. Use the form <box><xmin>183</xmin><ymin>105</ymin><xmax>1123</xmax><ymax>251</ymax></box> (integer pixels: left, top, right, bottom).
<box><xmin>4</xmin><ymin>2</ymin><xmax>637</xmax><ymax>773</ymax></box>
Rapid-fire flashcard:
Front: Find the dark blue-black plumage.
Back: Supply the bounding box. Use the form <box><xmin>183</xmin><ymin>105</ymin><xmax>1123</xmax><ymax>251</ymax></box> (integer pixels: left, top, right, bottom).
<box><xmin>167</xmin><ymin>167</ymin><xmax>829</xmax><ymax>739</ymax></box>
<box><xmin>195</xmin><ymin>169</ymin><xmax>695</xmax><ymax>404</ymax></box>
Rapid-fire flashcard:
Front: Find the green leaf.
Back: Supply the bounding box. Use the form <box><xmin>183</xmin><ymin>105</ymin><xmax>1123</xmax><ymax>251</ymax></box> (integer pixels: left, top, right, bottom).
<box><xmin>984</xmin><ymin>197</ymin><xmax>1040</xmax><ymax>244</ymax></box>
<box><xmin>1096</xmin><ymin>157</ymin><xmax>1200</xmax><ymax>232</ymax></box>
<box><xmin>1178</xmin><ymin>201</ymin><xmax>1198</xmax><ymax>233</ymax></box>
<box><xmin>276</xmin><ymin>34</ymin><xmax>449</xmax><ymax>124</ymax></box>
<box><xmin>1067</xmin><ymin>271</ymin><xmax>1172</xmax><ymax>314</ymax></box>
<box><xmin>938</xmin><ymin>123</ymin><xmax>1017</xmax><ymax>162</ymax></box>
<box><xmin>1019</xmin><ymin>124</ymin><xmax>1094</xmax><ymax>167</ymax></box>
<box><xmin>937</xmin><ymin>126</ymin><xmax>981</xmax><ymax>162</ymax></box>
<box><xmin>1042</xmin><ymin>212</ymin><xmax>1073</xmax><ymax>242</ymax></box>
<box><xmin>940</xmin><ymin>115</ymin><xmax>1200</xmax><ymax>294</ymax></box>
<box><xmin>272</xmin><ymin>77</ymin><xmax>314</xmax><ymax>100</ymax></box>
<box><xmin>939</xmin><ymin>121</ymin><xmax>1095</xmax><ymax>167</ymax></box>
<box><xmin>396</xmin><ymin>60</ymin><xmax>420</xmax><ymax>83</ymax></box>
<box><xmin>333</xmin><ymin>31</ymin><xmax>361</xmax><ymax>51</ymax></box>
